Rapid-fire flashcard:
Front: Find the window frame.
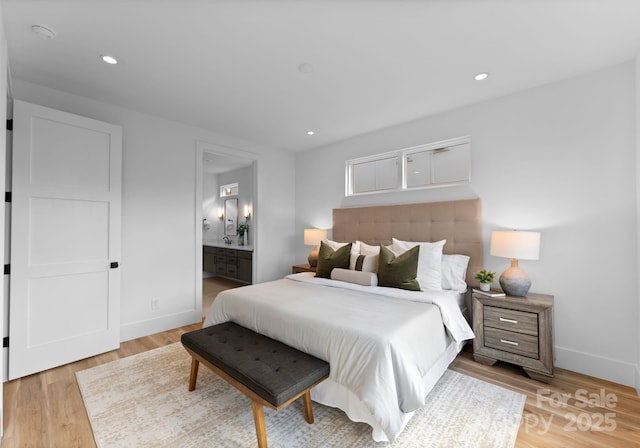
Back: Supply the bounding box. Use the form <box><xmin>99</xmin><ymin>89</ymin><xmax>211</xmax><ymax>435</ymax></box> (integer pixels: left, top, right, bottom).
<box><xmin>345</xmin><ymin>136</ymin><xmax>470</xmax><ymax>197</ymax></box>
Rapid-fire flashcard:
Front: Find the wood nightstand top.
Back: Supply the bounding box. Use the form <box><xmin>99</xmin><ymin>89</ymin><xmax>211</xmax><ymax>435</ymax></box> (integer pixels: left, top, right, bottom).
<box><xmin>292</xmin><ymin>264</ymin><xmax>316</xmax><ymax>274</ymax></box>
<box><xmin>473</xmin><ymin>292</ymin><xmax>553</xmax><ymax>312</ymax></box>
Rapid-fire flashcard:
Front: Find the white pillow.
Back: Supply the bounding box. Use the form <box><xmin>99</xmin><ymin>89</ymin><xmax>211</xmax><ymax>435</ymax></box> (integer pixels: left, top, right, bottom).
<box><xmin>324</xmin><ymin>239</ymin><xmax>361</xmax><ymax>270</ymax></box>
<box><xmin>358</xmin><ymin>241</ymin><xmax>380</xmax><ymax>255</ymax></box>
<box><xmin>441</xmin><ymin>254</ymin><xmax>470</xmax><ymax>292</ymax></box>
<box><xmin>354</xmin><ymin>241</ymin><xmax>380</xmax><ymax>273</ymax></box>
<box><xmin>331</xmin><ymin>268</ymin><xmax>378</xmax><ymax>286</ymax></box>
<box><xmin>391</xmin><ymin>238</ymin><xmax>446</xmax><ymax>291</ymax></box>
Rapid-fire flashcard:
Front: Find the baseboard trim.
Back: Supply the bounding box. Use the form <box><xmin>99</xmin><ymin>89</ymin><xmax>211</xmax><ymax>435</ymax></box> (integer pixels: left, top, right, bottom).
<box><xmin>120</xmin><ymin>310</ymin><xmax>202</xmax><ymax>342</ymax></box>
<box><xmin>635</xmin><ymin>365</ymin><xmax>640</xmax><ymax>397</ymax></box>
<box><xmin>554</xmin><ymin>346</ymin><xmax>636</xmax><ymax>388</ymax></box>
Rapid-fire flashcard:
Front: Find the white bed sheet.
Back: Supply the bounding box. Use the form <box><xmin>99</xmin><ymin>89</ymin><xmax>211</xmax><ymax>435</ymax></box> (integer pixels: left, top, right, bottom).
<box><xmin>204</xmin><ymin>273</ymin><xmax>474</xmax><ymax>442</ymax></box>
<box><xmin>310</xmin><ymin>338</ymin><xmax>463</xmax><ymax>441</ymax></box>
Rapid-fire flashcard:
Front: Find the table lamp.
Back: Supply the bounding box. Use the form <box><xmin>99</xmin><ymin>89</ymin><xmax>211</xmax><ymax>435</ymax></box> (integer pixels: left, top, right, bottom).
<box><xmin>304</xmin><ymin>228</ymin><xmax>327</xmax><ymax>267</ymax></box>
<box><xmin>490</xmin><ymin>230</ymin><xmax>540</xmax><ymax>297</ymax></box>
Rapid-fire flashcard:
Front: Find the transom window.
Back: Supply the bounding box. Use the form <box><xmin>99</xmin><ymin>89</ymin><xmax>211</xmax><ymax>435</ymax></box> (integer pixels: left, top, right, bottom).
<box><xmin>220</xmin><ymin>182</ymin><xmax>239</xmax><ymax>197</ymax></box>
<box><xmin>346</xmin><ymin>136</ymin><xmax>470</xmax><ymax>196</ymax></box>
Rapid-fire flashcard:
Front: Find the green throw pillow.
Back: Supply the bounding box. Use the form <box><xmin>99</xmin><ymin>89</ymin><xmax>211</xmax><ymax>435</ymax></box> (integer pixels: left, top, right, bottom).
<box><xmin>377</xmin><ymin>244</ymin><xmax>420</xmax><ymax>291</ymax></box>
<box><xmin>315</xmin><ymin>241</ymin><xmax>352</xmax><ymax>278</ymax></box>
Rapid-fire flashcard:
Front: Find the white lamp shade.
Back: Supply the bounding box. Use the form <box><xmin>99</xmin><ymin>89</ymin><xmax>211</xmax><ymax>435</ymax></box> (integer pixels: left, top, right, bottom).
<box><xmin>490</xmin><ymin>230</ymin><xmax>540</xmax><ymax>260</ymax></box>
<box><xmin>304</xmin><ymin>228</ymin><xmax>327</xmax><ymax>246</ymax></box>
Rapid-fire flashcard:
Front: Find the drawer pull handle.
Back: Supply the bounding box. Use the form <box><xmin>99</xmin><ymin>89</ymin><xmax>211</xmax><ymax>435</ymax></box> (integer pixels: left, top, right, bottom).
<box><xmin>500</xmin><ymin>339</ymin><xmax>519</xmax><ymax>346</ymax></box>
<box><xmin>499</xmin><ymin>317</ymin><xmax>518</xmax><ymax>324</ymax></box>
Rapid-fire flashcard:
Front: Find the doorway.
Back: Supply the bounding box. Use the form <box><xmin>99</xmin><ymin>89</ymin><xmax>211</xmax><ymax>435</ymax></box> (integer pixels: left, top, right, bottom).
<box><xmin>195</xmin><ymin>141</ymin><xmax>258</xmax><ymax>320</ymax></box>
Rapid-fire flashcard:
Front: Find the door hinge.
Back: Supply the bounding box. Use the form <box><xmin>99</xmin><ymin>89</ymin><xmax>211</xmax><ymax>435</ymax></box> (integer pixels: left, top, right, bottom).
<box><xmin>3</xmin><ymin>337</ymin><xmax>8</xmax><ymax>348</ymax></box>
<box><xmin>110</xmin><ymin>261</ymin><xmax>119</xmax><ymax>269</ymax></box>
<box><xmin>6</xmin><ymin>119</ymin><xmax>12</xmax><ymax>131</ymax></box>
<box><xmin>5</xmin><ymin>192</ymin><xmax>11</xmax><ymax>203</ymax></box>
<box><xmin>3</xmin><ymin>264</ymin><xmax>9</xmax><ymax>275</ymax></box>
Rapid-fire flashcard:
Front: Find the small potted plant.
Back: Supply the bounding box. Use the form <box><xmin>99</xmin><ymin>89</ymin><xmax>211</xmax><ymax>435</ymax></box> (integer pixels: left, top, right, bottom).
<box><xmin>474</xmin><ymin>269</ymin><xmax>496</xmax><ymax>292</ymax></box>
<box><xmin>237</xmin><ymin>221</ymin><xmax>249</xmax><ymax>245</ymax></box>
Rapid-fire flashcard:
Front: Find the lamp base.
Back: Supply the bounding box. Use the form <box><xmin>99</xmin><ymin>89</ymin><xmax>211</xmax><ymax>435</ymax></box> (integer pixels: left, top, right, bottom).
<box><xmin>308</xmin><ymin>246</ymin><xmax>319</xmax><ymax>267</ymax></box>
<box><xmin>499</xmin><ymin>259</ymin><xmax>531</xmax><ymax>297</ymax></box>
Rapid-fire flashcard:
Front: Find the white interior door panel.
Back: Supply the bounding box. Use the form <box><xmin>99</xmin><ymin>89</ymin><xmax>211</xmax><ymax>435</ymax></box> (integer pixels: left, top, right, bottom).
<box><xmin>9</xmin><ymin>100</ymin><xmax>122</xmax><ymax>380</ymax></box>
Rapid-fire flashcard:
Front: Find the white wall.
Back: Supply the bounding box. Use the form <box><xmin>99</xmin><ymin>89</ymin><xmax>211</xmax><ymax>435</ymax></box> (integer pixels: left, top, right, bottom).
<box><xmin>10</xmin><ymin>79</ymin><xmax>296</xmax><ymax>341</ymax></box>
<box><xmin>636</xmin><ymin>55</ymin><xmax>640</xmax><ymax>396</ymax></box>
<box><xmin>295</xmin><ymin>61</ymin><xmax>638</xmax><ymax>387</ymax></box>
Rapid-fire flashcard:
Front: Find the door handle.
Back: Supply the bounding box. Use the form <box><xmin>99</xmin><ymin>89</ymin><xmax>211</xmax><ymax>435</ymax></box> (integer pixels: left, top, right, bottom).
<box><xmin>110</xmin><ymin>262</ymin><xmax>119</xmax><ymax>269</ymax></box>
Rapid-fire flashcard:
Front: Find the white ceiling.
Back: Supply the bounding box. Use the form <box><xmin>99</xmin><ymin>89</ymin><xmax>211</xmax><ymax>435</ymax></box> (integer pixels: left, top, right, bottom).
<box><xmin>3</xmin><ymin>0</ymin><xmax>640</xmax><ymax>152</ymax></box>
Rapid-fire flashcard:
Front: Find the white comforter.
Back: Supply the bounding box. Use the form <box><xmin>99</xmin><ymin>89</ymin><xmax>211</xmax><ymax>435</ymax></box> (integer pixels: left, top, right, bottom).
<box><xmin>204</xmin><ymin>273</ymin><xmax>475</xmax><ymax>441</ymax></box>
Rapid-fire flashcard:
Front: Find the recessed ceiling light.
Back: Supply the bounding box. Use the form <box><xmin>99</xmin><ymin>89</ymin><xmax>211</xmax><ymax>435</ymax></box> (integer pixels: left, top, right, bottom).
<box><xmin>101</xmin><ymin>55</ymin><xmax>118</xmax><ymax>65</ymax></box>
<box><xmin>474</xmin><ymin>72</ymin><xmax>489</xmax><ymax>81</ymax></box>
<box><xmin>31</xmin><ymin>24</ymin><xmax>56</xmax><ymax>40</ymax></box>
<box><xmin>306</xmin><ymin>131</ymin><xmax>315</xmax><ymax>136</ymax></box>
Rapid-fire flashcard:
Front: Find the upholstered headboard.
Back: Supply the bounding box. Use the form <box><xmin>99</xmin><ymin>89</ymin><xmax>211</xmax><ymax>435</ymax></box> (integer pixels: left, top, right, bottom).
<box><xmin>332</xmin><ymin>199</ymin><xmax>483</xmax><ymax>286</ymax></box>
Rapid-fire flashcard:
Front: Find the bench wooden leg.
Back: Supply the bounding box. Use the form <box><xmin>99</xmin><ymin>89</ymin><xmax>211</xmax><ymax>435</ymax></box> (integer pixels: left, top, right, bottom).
<box><xmin>302</xmin><ymin>390</ymin><xmax>314</xmax><ymax>424</ymax></box>
<box><xmin>251</xmin><ymin>400</ymin><xmax>268</xmax><ymax>448</ymax></box>
<box><xmin>188</xmin><ymin>358</ymin><xmax>199</xmax><ymax>391</ymax></box>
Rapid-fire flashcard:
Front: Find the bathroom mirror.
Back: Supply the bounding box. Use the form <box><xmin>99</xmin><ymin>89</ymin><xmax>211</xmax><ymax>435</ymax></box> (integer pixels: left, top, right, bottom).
<box><xmin>224</xmin><ymin>198</ymin><xmax>238</xmax><ymax>236</ymax></box>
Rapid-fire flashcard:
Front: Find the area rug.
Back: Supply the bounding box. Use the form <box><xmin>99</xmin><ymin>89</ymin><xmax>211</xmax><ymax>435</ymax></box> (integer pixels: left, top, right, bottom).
<box><xmin>76</xmin><ymin>343</ymin><xmax>525</xmax><ymax>448</ymax></box>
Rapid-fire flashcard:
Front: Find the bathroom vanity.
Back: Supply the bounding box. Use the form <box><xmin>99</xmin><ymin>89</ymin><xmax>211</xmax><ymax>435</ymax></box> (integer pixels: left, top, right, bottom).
<box><xmin>203</xmin><ymin>242</ymin><xmax>253</xmax><ymax>284</ymax></box>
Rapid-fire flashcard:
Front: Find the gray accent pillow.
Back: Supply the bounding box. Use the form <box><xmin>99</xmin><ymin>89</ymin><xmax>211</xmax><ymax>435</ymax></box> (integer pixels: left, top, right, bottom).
<box><xmin>377</xmin><ymin>244</ymin><xmax>420</xmax><ymax>291</ymax></box>
<box><xmin>315</xmin><ymin>241</ymin><xmax>352</xmax><ymax>278</ymax></box>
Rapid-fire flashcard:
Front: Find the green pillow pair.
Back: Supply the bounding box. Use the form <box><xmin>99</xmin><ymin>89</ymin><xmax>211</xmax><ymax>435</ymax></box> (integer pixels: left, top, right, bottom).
<box><xmin>316</xmin><ymin>241</ymin><xmax>420</xmax><ymax>291</ymax></box>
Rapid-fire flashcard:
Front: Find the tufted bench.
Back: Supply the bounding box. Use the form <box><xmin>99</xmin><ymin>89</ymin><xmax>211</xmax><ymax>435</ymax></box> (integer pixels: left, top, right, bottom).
<box><xmin>181</xmin><ymin>322</ymin><xmax>330</xmax><ymax>448</ymax></box>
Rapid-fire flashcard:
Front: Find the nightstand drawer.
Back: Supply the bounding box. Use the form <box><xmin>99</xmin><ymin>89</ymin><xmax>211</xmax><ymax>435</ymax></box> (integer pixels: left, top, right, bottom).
<box><xmin>484</xmin><ymin>327</ymin><xmax>539</xmax><ymax>358</ymax></box>
<box><xmin>484</xmin><ymin>306</ymin><xmax>538</xmax><ymax>336</ymax></box>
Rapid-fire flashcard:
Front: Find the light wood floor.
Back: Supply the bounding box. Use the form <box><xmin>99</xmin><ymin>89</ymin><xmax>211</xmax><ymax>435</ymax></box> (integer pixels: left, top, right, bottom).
<box><xmin>450</xmin><ymin>346</ymin><xmax>640</xmax><ymax>448</ymax></box>
<box><xmin>2</xmin><ymin>329</ymin><xmax>639</xmax><ymax>447</ymax></box>
<box><xmin>202</xmin><ymin>276</ymin><xmax>243</xmax><ymax>318</ymax></box>
<box><xmin>1</xmin><ymin>322</ymin><xmax>202</xmax><ymax>448</ymax></box>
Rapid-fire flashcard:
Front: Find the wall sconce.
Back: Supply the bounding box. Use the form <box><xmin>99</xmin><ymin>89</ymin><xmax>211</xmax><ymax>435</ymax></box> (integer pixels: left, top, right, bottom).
<box><xmin>304</xmin><ymin>228</ymin><xmax>328</xmax><ymax>267</ymax></box>
<box><xmin>217</xmin><ymin>207</ymin><xmax>224</xmax><ymax>220</ymax></box>
<box><xmin>490</xmin><ymin>230</ymin><xmax>541</xmax><ymax>297</ymax></box>
<box><xmin>244</xmin><ymin>204</ymin><xmax>251</xmax><ymax>220</ymax></box>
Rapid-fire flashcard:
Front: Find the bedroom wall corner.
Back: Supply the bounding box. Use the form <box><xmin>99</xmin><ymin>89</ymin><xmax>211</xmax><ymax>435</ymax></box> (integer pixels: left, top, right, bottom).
<box><xmin>254</xmin><ymin>150</ymin><xmax>296</xmax><ymax>282</ymax></box>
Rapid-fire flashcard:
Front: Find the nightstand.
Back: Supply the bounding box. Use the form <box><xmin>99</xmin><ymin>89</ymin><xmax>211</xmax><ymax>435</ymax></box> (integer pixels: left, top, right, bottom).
<box><xmin>292</xmin><ymin>263</ymin><xmax>316</xmax><ymax>274</ymax></box>
<box><xmin>472</xmin><ymin>291</ymin><xmax>554</xmax><ymax>383</ymax></box>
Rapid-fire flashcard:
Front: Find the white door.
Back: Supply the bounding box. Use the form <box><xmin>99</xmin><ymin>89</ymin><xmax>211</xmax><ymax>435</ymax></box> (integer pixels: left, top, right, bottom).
<box><xmin>8</xmin><ymin>100</ymin><xmax>122</xmax><ymax>380</ymax></box>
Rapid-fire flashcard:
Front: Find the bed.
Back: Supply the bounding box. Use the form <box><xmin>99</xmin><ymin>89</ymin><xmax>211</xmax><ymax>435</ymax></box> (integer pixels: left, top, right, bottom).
<box><xmin>204</xmin><ymin>199</ymin><xmax>483</xmax><ymax>442</ymax></box>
